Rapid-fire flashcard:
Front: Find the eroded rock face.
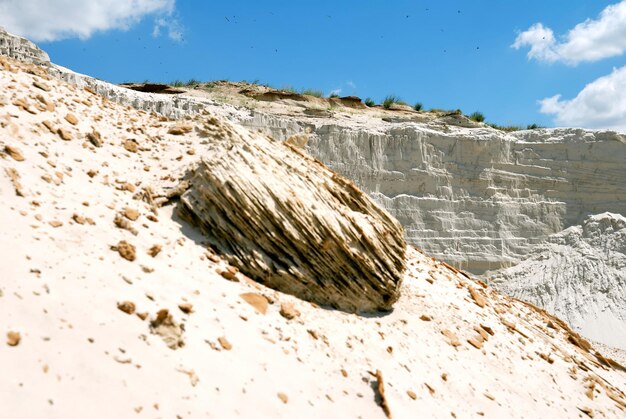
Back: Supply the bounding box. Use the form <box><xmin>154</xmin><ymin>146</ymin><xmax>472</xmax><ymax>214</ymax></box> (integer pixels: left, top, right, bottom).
<box><xmin>0</xmin><ymin>27</ymin><xmax>49</xmax><ymax>65</ymax></box>
<box><xmin>489</xmin><ymin>212</ymin><xmax>626</xmax><ymax>349</ymax></box>
<box><xmin>177</xmin><ymin>118</ymin><xmax>406</xmax><ymax>312</ymax></box>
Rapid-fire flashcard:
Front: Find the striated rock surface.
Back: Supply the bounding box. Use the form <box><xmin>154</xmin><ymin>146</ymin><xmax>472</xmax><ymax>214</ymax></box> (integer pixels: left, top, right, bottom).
<box><xmin>489</xmin><ymin>212</ymin><xmax>626</xmax><ymax>349</ymax></box>
<box><xmin>0</xmin><ymin>27</ymin><xmax>50</xmax><ymax>66</ymax></box>
<box><xmin>177</xmin><ymin>118</ymin><xmax>406</xmax><ymax>312</ymax></box>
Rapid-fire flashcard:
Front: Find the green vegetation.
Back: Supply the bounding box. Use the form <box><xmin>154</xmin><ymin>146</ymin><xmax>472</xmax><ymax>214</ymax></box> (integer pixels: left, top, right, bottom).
<box><xmin>382</xmin><ymin>95</ymin><xmax>405</xmax><ymax>109</ymax></box>
<box><xmin>469</xmin><ymin>111</ymin><xmax>485</xmax><ymax>122</ymax></box>
<box><xmin>170</xmin><ymin>80</ymin><xmax>184</xmax><ymax>87</ymax></box>
<box><xmin>300</xmin><ymin>88</ymin><xmax>325</xmax><ymax>98</ymax></box>
<box><xmin>487</xmin><ymin>123</ymin><xmax>522</xmax><ymax>132</ymax></box>
<box><xmin>329</xmin><ymin>92</ymin><xmax>340</xmax><ymax>98</ymax></box>
<box><xmin>185</xmin><ymin>78</ymin><xmax>201</xmax><ymax>86</ymax></box>
<box><xmin>413</xmin><ymin>102</ymin><xmax>423</xmax><ymax>111</ymax></box>
<box><xmin>365</xmin><ymin>97</ymin><xmax>376</xmax><ymax>107</ymax></box>
<box><xmin>526</xmin><ymin>123</ymin><xmax>543</xmax><ymax>130</ymax></box>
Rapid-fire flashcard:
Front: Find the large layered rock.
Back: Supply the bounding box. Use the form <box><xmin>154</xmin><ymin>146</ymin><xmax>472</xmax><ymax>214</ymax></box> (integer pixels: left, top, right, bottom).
<box><xmin>177</xmin><ymin>118</ymin><xmax>407</xmax><ymax>312</ymax></box>
<box><xmin>0</xmin><ymin>27</ymin><xmax>49</xmax><ymax>65</ymax></box>
<box><xmin>489</xmin><ymin>213</ymin><xmax>626</xmax><ymax>349</ymax></box>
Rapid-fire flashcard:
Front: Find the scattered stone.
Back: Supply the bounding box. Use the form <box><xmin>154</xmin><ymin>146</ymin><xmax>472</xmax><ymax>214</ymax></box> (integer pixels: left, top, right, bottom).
<box><xmin>48</xmin><ymin>220</ymin><xmax>63</xmax><ymax>228</ymax></box>
<box><xmin>420</xmin><ymin>314</ymin><xmax>432</xmax><ymax>321</ymax></box>
<box><xmin>441</xmin><ymin>329</ymin><xmax>461</xmax><ymax>347</ymax></box>
<box><xmin>178</xmin><ymin>303</ymin><xmax>193</xmax><ymax>314</ymax></box>
<box><xmin>469</xmin><ymin>287</ymin><xmax>487</xmax><ymax>308</ymax></box>
<box><xmin>123</xmin><ymin>139</ymin><xmax>138</xmax><ymax>153</ymax></box>
<box><xmin>6</xmin><ymin>331</ymin><xmax>21</xmax><ymax>346</ymax></box>
<box><xmin>372</xmin><ymin>369</ymin><xmax>391</xmax><ymax>418</ymax></box>
<box><xmin>277</xmin><ymin>392</ymin><xmax>288</xmax><ymax>404</ymax></box>
<box><xmin>33</xmin><ymin>80</ymin><xmax>51</xmax><ymax>91</ymax></box>
<box><xmin>5</xmin><ymin>168</ymin><xmax>24</xmax><ymax>196</ymax></box>
<box><xmin>148</xmin><ymin>244</ymin><xmax>162</xmax><ymax>257</ymax></box>
<box><xmin>407</xmin><ymin>390</ymin><xmax>417</xmax><ymax>400</ymax></box>
<box><xmin>4</xmin><ymin>145</ymin><xmax>24</xmax><ymax>161</ymax></box>
<box><xmin>115</xmin><ymin>240</ymin><xmax>136</xmax><ymax>261</ymax></box>
<box><xmin>218</xmin><ymin>336</ymin><xmax>232</xmax><ymax>350</ymax></box>
<box><xmin>150</xmin><ymin>309</ymin><xmax>184</xmax><ymax>349</ymax></box>
<box><xmin>72</xmin><ymin>213</ymin><xmax>86</xmax><ymax>224</ymax></box>
<box><xmin>240</xmin><ymin>293</ymin><xmax>269</xmax><ymax>315</ymax></box>
<box><xmin>279</xmin><ymin>302</ymin><xmax>300</xmax><ymax>320</ymax></box>
<box><xmin>177</xmin><ymin>368</ymin><xmax>199</xmax><ymax>387</ymax></box>
<box><xmin>123</xmin><ymin>207</ymin><xmax>140</xmax><ymax>221</ymax></box>
<box><xmin>467</xmin><ymin>336</ymin><xmax>484</xmax><ymax>350</ymax></box>
<box><xmin>168</xmin><ymin>124</ymin><xmax>193</xmax><ymax>135</ymax></box>
<box><xmin>87</xmin><ymin>130</ymin><xmax>103</xmax><ymax>147</ymax></box>
<box><xmin>57</xmin><ymin>128</ymin><xmax>72</xmax><ymax>141</ymax></box>
<box><xmin>117</xmin><ymin>301</ymin><xmax>136</xmax><ymax>315</ymax></box>
<box><xmin>114</xmin><ymin>214</ymin><xmax>138</xmax><ymax>235</ymax></box>
<box><xmin>64</xmin><ymin>113</ymin><xmax>79</xmax><ymax>125</ymax></box>
<box><xmin>218</xmin><ymin>266</ymin><xmax>239</xmax><ymax>281</ymax></box>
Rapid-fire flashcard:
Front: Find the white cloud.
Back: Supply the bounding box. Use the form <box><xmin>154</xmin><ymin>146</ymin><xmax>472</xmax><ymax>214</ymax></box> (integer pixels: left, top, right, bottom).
<box><xmin>0</xmin><ymin>0</ymin><xmax>181</xmax><ymax>42</ymax></box>
<box><xmin>329</xmin><ymin>88</ymin><xmax>342</xmax><ymax>96</ymax></box>
<box><xmin>513</xmin><ymin>1</ymin><xmax>626</xmax><ymax>64</ymax></box>
<box><xmin>540</xmin><ymin>66</ymin><xmax>626</xmax><ymax>131</ymax></box>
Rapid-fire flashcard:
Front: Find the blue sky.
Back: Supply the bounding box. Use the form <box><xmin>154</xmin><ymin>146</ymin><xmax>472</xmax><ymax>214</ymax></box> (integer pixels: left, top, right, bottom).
<box><xmin>3</xmin><ymin>1</ymin><xmax>626</xmax><ymax>130</ymax></box>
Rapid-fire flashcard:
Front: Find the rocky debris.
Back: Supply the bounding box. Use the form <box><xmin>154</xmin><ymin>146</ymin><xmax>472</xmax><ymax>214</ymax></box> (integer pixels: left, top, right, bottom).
<box><xmin>150</xmin><ymin>309</ymin><xmax>184</xmax><ymax>350</ymax></box>
<box><xmin>469</xmin><ymin>287</ymin><xmax>487</xmax><ymax>308</ymax></box>
<box><xmin>87</xmin><ymin>130</ymin><xmax>103</xmax><ymax>147</ymax></box>
<box><xmin>113</xmin><ymin>213</ymin><xmax>138</xmax><ymax>235</ymax></box>
<box><xmin>371</xmin><ymin>369</ymin><xmax>392</xmax><ymax>418</ymax></box>
<box><xmin>147</xmin><ymin>245</ymin><xmax>162</xmax><ymax>257</ymax></box>
<box><xmin>122</xmin><ymin>139</ymin><xmax>138</xmax><ymax>153</ymax></box>
<box><xmin>123</xmin><ymin>207</ymin><xmax>140</xmax><ymax>221</ymax></box>
<box><xmin>279</xmin><ymin>302</ymin><xmax>300</xmax><ymax>320</ymax></box>
<box><xmin>178</xmin><ymin>303</ymin><xmax>193</xmax><ymax>314</ymax></box>
<box><xmin>5</xmin><ymin>167</ymin><xmax>24</xmax><ymax>196</ymax></box>
<box><xmin>217</xmin><ymin>266</ymin><xmax>239</xmax><ymax>281</ymax></box>
<box><xmin>240</xmin><ymin>293</ymin><xmax>268</xmax><ymax>315</ymax></box>
<box><xmin>277</xmin><ymin>392</ymin><xmax>288</xmax><ymax>404</ymax></box>
<box><xmin>64</xmin><ymin>113</ymin><xmax>78</xmax><ymax>125</ymax></box>
<box><xmin>168</xmin><ymin>124</ymin><xmax>193</xmax><ymax>135</ymax></box>
<box><xmin>117</xmin><ymin>301</ymin><xmax>136</xmax><ymax>315</ymax></box>
<box><xmin>114</xmin><ymin>240</ymin><xmax>136</xmax><ymax>262</ymax></box>
<box><xmin>57</xmin><ymin>128</ymin><xmax>72</xmax><ymax>141</ymax></box>
<box><xmin>6</xmin><ymin>331</ymin><xmax>21</xmax><ymax>346</ymax></box>
<box><xmin>178</xmin><ymin>121</ymin><xmax>406</xmax><ymax>312</ymax></box>
<box><xmin>4</xmin><ymin>145</ymin><xmax>24</xmax><ymax>161</ymax></box>
<box><xmin>218</xmin><ymin>336</ymin><xmax>232</xmax><ymax>350</ymax></box>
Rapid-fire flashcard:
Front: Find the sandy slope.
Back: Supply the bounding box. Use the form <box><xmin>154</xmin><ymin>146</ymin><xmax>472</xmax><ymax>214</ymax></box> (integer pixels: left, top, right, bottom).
<box><xmin>1</xmin><ymin>56</ymin><xmax>626</xmax><ymax>418</ymax></box>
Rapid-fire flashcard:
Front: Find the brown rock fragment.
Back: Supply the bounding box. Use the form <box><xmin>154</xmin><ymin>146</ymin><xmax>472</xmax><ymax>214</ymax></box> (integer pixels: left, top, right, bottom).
<box><xmin>4</xmin><ymin>145</ymin><xmax>24</xmax><ymax>161</ymax></box>
<box><xmin>150</xmin><ymin>309</ymin><xmax>184</xmax><ymax>349</ymax></box>
<box><xmin>218</xmin><ymin>266</ymin><xmax>239</xmax><ymax>281</ymax></box>
<box><xmin>87</xmin><ymin>130</ymin><xmax>103</xmax><ymax>147</ymax></box>
<box><xmin>277</xmin><ymin>393</ymin><xmax>288</xmax><ymax>404</ymax></box>
<box><xmin>218</xmin><ymin>336</ymin><xmax>232</xmax><ymax>350</ymax></box>
<box><xmin>33</xmin><ymin>80</ymin><xmax>51</xmax><ymax>91</ymax></box>
<box><xmin>123</xmin><ymin>139</ymin><xmax>138</xmax><ymax>153</ymax></box>
<box><xmin>148</xmin><ymin>245</ymin><xmax>162</xmax><ymax>257</ymax></box>
<box><xmin>279</xmin><ymin>302</ymin><xmax>300</xmax><ymax>320</ymax></box>
<box><xmin>407</xmin><ymin>390</ymin><xmax>417</xmax><ymax>400</ymax></box>
<box><xmin>6</xmin><ymin>331</ymin><xmax>21</xmax><ymax>346</ymax></box>
<box><xmin>64</xmin><ymin>113</ymin><xmax>79</xmax><ymax>125</ymax></box>
<box><xmin>168</xmin><ymin>124</ymin><xmax>193</xmax><ymax>135</ymax></box>
<box><xmin>441</xmin><ymin>329</ymin><xmax>461</xmax><ymax>347</ymax></box>
<box><xmin>123</xmin><ymin>207</ymin><xmax>140</xmax><ymax>221</ymax></box>
<box><xmin>48</xmin><ymin>220</ymin><xmax>63</xmax><ymax>228</ymax></box>
<box><xmin>469</xmin><ymin>287</ymin><xmax>487</xmax><ymax>308</ymax></box>
<box><xmin>5</xmin><ymin>168</ymin><xmax>24</xmax><ymax>196</ymax></box>
<box><xmin>117</xmin><ymin>301</ymin><xmax>136</xmax><ymax>315</ymax></box>
<box><xmin>178</xmin><ymin>303</ymin><xmax>193</xmax><ymax>314</ymax></box>
<box><xmin>57</xmin><ymin>128</ymin><xmax>72</xmax><ymax>141</ymax></box>
<box><xmin>115</xmin><ymin>240</ymin><xmax>136</xmax><ymax>261</ymax></box>
<box><xmin>240</xmin><ymin>293</ymin><xmax>269</xmax><ymax>314</ymax></box>
<box><xmin>372</xmin><ymin>369</ymin><xmax>392</xmax><ymax>418</ymax></box>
